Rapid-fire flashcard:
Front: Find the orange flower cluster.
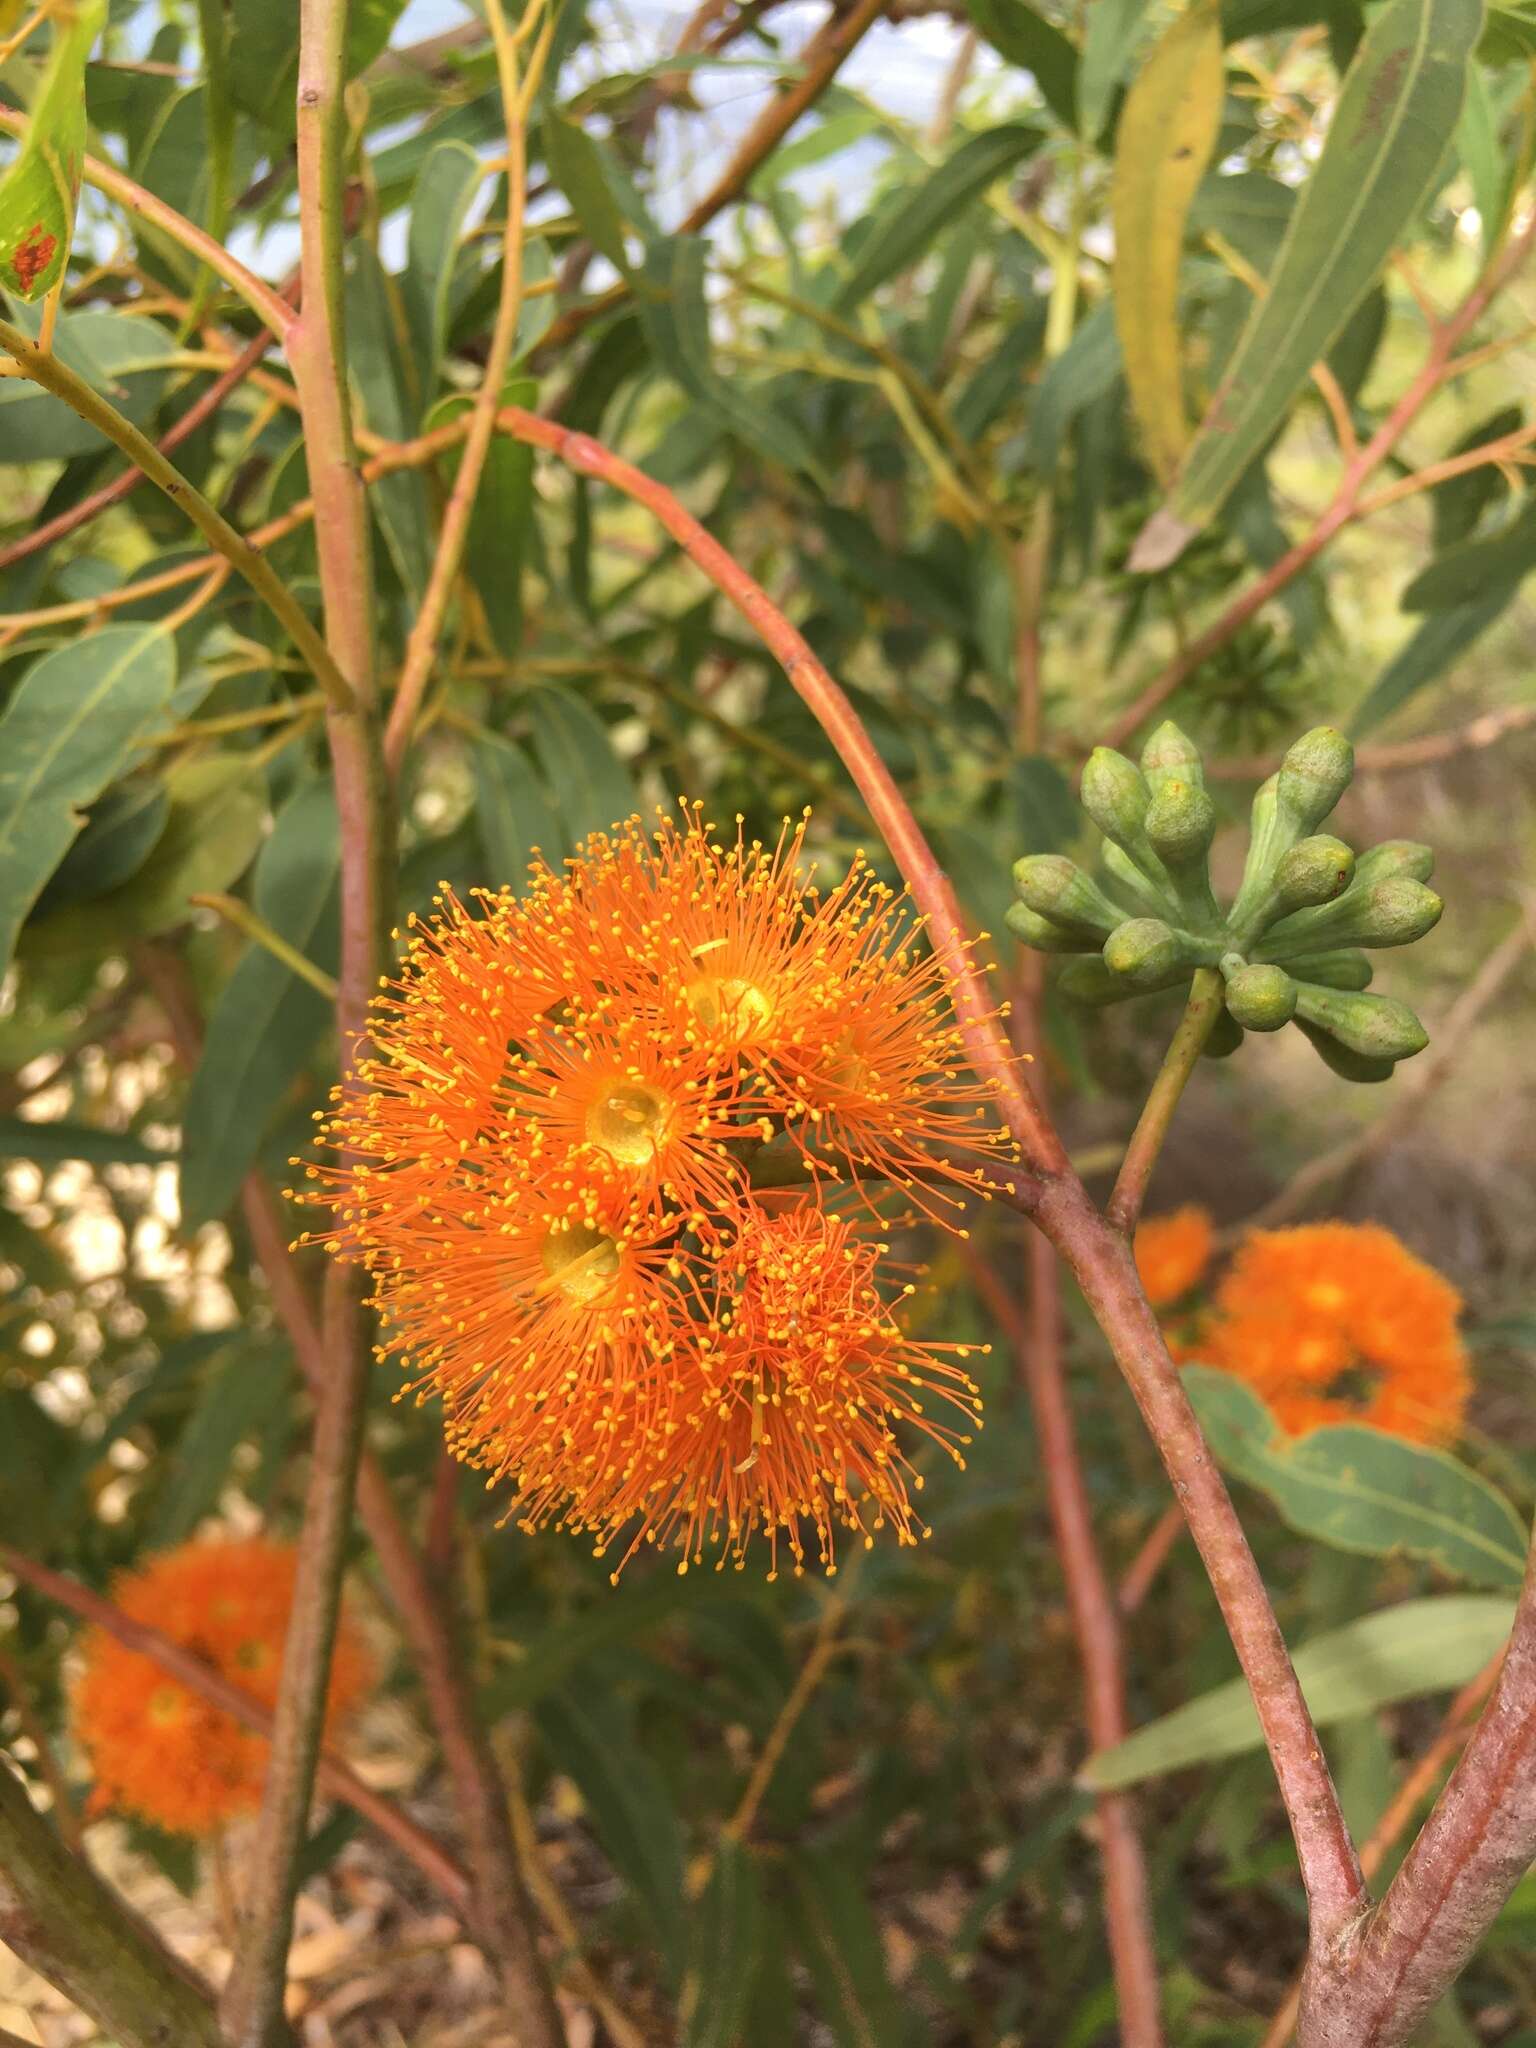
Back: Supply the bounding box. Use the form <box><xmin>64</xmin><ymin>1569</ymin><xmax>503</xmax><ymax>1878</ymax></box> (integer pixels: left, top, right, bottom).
<box><xmin>1134</xmin><ymin>1209</ymin><xmax>1470</xmax><ymax>1444</ymax></box>
<box><xmin>1204</xmin><ymin>1222</ymin><xmax>1469</xmax><ymax>1443</ymax></box>
<box><xmin>74</xmin><ymin>1539</ymin><xmax>370</xmax><ymax>1837</ymax></box>
<box><xmin>300</xmin><ymin>808</ymin><xmax>1002</xmax><ymax>1578</ymax></box>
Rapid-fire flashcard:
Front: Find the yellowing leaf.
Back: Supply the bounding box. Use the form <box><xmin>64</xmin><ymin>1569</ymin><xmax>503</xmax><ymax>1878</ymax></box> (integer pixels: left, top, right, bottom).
<box><xmin>0</xmin><ymin>0</ymin><xmax>105</xmax><ymax>301</ymax></box>
<box><xmin>1111</xmin><ymin>0</ymin><xmax>1224</xmax><ymax>487</ymax></box>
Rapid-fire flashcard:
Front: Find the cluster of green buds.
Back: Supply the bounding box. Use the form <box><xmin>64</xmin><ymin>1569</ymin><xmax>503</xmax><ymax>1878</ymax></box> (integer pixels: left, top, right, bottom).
<box><xmin>1007</xmin><ymin>724</ymin><xmax>1442</xmax><ymax>1082</ymax></box>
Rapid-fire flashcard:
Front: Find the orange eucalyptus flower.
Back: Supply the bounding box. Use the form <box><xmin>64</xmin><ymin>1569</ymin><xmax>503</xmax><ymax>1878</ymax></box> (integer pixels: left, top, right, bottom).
<box><xmin>299</xmin><ymin>805</ymin><xmax>1008</xmax><ymax>1575</ymax></box>
<box><xmin>74</xmin><ymin>1538</ymin><xmax>370</xmax><ymax>1837</ymax></box>
<box><xmin>1134</xmin><ymin>1206</ymin><xmax>1214</xmax><ymax>1309</ymax></box>
<box><xmin>513</xmin><ymin>1204</ymin><xmax>986</xmax><ymax>1582</ymax></box>
<box><xmin>1203</xmin><ymin>1222</ymin><xmax>1470</xmax><ymax>1442</ymax></box>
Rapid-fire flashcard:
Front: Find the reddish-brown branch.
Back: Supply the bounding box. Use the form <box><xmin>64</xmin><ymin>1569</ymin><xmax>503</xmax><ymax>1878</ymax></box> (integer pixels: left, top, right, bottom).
<box><xmin>489</xmin><ymin>399</ymin><xmax>1362</xmax><ymax>1942</ymax></box>
<box><xmin>1043</xmin><ymin>1173</ymin><xmax>1368</xmax><ymax>1943</ymax></box>
<box><xmin>964</xmin><ymin>1238</ymin><xmax>1163</xmax><ymax>2045</ymax></box>
<box><xmin>0</xmin><ymin>1545</ymin><xmax>471</xmax><ymax>1912</ymax></box>
<box><xmin>1261</xmin><ymin>1652</ymin><xmax>1504</xmax><ymax>2048</ymax></box>
<box><xmin>1297</xmin><ymin>1528</ymin><xmax>1536</xmax><ymax>2048</ymax></box>
<box><xmin>492</xmin><ymin>403</ymin><xmax>1063</xmax><ymax>1178</ymax></box>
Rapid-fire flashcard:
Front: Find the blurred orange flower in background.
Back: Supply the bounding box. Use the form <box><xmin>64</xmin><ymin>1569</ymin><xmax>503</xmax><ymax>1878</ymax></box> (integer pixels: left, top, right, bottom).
<box><xmin>301</xmin><ymin>807</ymin><xmax>1003</xmax><ymax>1578</ymax></box>
<box><xmin>1134</xmin><ymin>1206</ymin><xmax>1215</xmax><ymax>1309</ymax></box>
<box><xmin>74</xmin><ymin>1539</ymin><xmax>371</xmax><ymax>1837</ymax></box>
<box><xmin>1203</xmin><ymin>1222</ymin><xmax>1469</xmax><ymax>1443</ymax></box>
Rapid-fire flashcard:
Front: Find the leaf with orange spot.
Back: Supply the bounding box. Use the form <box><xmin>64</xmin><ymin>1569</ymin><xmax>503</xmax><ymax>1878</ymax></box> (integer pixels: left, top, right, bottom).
<box><xmin>0</xmin><ymin>0</ymin><xmax>105</xmax><ymax>303</ymax></box>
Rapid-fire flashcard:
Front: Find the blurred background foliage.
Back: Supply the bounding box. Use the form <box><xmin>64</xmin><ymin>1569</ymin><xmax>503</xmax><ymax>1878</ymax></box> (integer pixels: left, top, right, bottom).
<box><xmin>2</xmin><ymin>0</ymin><xmax>1536</xmax><ymax>2040</ymax></box>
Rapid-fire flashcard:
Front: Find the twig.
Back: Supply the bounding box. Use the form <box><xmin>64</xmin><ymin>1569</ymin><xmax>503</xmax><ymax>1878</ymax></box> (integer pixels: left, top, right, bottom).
<box><xmin>1106</xmin><ymin>969</ymin><xmax>1225</xmax><ymax>1236</ymax></box>
<box><xmin>0</xmin><ymin>1646</ymin><xmax>80</xmax><ymax>1851</ymax></box>
<box><xmin>1211</xmin><ymin>700</ymin><xmax>1536</xmax><ymax>783</ymax></box>
<box><xmin>0</xmin><ymin>1757</ymin><xmax>223</xmax><ymax>2048</ymax></box>
<box><xmin>0</xmin><ymin>317</ymin><xmax>355</xmax><ymax>714</ymax></box>
<box><xmin>383</xmin><ymin>0</ymin><xmax>554</xmax><ymax>776</ymax></box>
<box><xmin>0</xmin><ymin>317</ymin><xmax>283</xmax><ymax>572</ymax></box>
<box><xmin>0</xmin><ymin>1545</ymin><xmax>471</xmax><ymax>1912</ymax></box>
<box><xmin>1236</xmin><ymin>909</ymin><xmax>1535</xmax><ymax>1233</ymax></box>
<box><xmin>1118</xmin><ymin>1502</ymin><xmax>1186</xmax><ymax>1617</ymax></box>
<box><xmin>189</xmin><ymin>893</ymin><xmax>340</xmax><ymax>1000</ymax></box>
<box><xmin>1259</xmin><ymin>1651</ymin><xmax>1504</xmax><ymax>2048</ymax></box>
<box><xmin>723</xmin><ymin>1597</ymin><xmax>849</xmax><ymax>1848</ymax></box>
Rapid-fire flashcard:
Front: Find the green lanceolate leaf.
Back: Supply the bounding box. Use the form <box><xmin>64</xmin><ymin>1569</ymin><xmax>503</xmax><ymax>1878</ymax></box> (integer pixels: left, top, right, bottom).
<box><xmin>472</xmin><ymin>732</ymin><xmax>561</xmax><ymax>890</ymax></box>
<box><xmin>1401</xmin><ymin>495</ymin><xmax>1536</xmax><ymax>610</ymax></box>
<box><xmin>640</xmin><ymin>235</ymin><xmax>822</xmax><ymax>476</ymax></box>
<box><xmin>1183</xmin><ymin>1366</ymin><xmax>1529</xmax><ymax>1588</ymax></box>
<box><xmin>525</xmin><ymin>683</ymin><xmax>638</xmax><ymax>846</ymax></box>
<box><xmin>0</xmin><ymin>1117</ymin><xmax>167</xmax><ymax>1167</ymax></box>
<box><xmin>961</xmin><ymin>0</ymin><xmax>1078</xmax><ymax>126</ymax></box>
<box><xmin>0</xmin><ymin>0</ymin><xmax>105</xmax><ymax>300</ymax></box>
<box><xmin>1111</xmin><ymin>0</ymin><xmax>1225</xmax><ymax>485</ymax></box>
<box><xmin>1028</xmin><ymin>301</ymin><xmax>1122</xmax><ymax>470</ymax></box>
<box><xmin>831</xmin><ymin>122</ymin><xmax>1042</xmax><ymax>315</ymax></box>
<box><xmin>681</xmin><ymin>1841</ymin><xmax>765</xmax><ymax>2048</ymax></box>
<box><xmin>1133</xmin><ymin>0</ymin><xmax>1482</xmax><ymax>568</ymax></box>
<box><xmin>536</xmin><ymin>1688</ymin><xmax>688</xmax><ymax>1978</ymax></box>
<box><xmin>1349</xmin><ymin>588</ymin><xmax>1518</xmax><ymax>736</ymax></box>
<box><xmin>149</xmin><ymin>1340</ymin><xmax>292</xmax><ymax>1547</ymax></box>
<box><xmin>23</xmin><ymin>753</ymin><xmax>266</xmax><ymax>958</ymax></box>
<box><xmin>1078</xmin><ymin>0</ymin><xmax>1150</xmax><ymax>141</ymax></box>
<box><xmin>403</xmin><ymin>140</ymin><xmax>485</xmax><ymax>405</ymax></box>
<box><xmin>0</xmin><ymin>626</ymin><xmax>177</xmax><ymax>977</ymax></box>
<box><xmin>1084</xmin><ymin>1594</ymin><xmax>1517</xmax><ymax>1788</ymax></box>
<box><xmin>789</xmin><ymin>1850</ymin><xmax>911</xmax><ymax>2048</ymax></box>
<box><xmin>545</xmin><ymin>107</ymin><xmax>631</xmax><ymax>271</ymax></box>
<box><xmin>179</xmin><ymin>780</ymin><xmax>341</xmax><ymax>1229</ymax></box>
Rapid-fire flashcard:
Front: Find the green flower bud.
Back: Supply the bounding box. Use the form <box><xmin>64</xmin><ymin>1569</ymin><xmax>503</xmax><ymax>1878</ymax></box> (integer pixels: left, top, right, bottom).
<box><xmin>1353</xmin><ymin>840</ymin><xmax>1435</xmax><ymax>888</ymax></box>
<box><xmin>1276</xmin><ymin>725</ymin><xmax>1354</xmax><ymax>835</ymax></box>
<box><xmin>1103</xmin><ymin>917</ymin><xmax>1186</xmax><ymax>988</ymax></box>
<box><xmin>1295</xmin><ymin>1018</ymin><xmax>1397</xmax><ymax>1085</ymax></box>
<box><xmin>1145</xmin><ymin>779</ymin><xmax>1218</xmax><ymax>868</ymax></box>
<box><xmin>1202</xmin><ymin>1008</ymin><xmax>1245</xmax><ymax>1059</ymax></box>
<box><xmin>1004</xmin><ymin>902</ymin><xmax>1101</xmax><ymax>953</ymax></box>
<box><xmin>1223</xmin><ymin>963</ymin><xmax>1297</xmax><ymax>1031</ymax></box>
<box><xmin>1273</xmin><ymin>835</ymin><xmax>1355</xmax><ymax>913</ymax></box>
<box><xmin>1013</xmin><ymin>855</ymin><xmax>1127</xmax><ymax>939</ymax></box>
<box><xmin>1081</xmin><ymin>747</ymin><xmax>1152</xmax><ymax>845</ymax></box>
<box><xmin>1256</xmin><ymin>877</ymin><xmax>1443</xmax><ymax>959</ymax></box>
<box><xmin>1140</xmin><ymin>720</ymin><xmax>1205</xmax><ymax>797</ymax></box>
<box><xmin>1285</xmin><ymin>949</ymin><xmax>1374</xmax><ymax>991</ymax></box>
<box><xmin>1293</xmin><ymin>984</ymin><xmax>1429</xmax><ymax>1062</ymax></box>
<box><xmin>1228</xmin><ymin>775</ymin><xmax>1283</xmax><ymax>932</ymax></box>
<box><xmin>1100</xmin><ymin>842</ymin><xmax>1180</xmax><ymax>920</ymax></box>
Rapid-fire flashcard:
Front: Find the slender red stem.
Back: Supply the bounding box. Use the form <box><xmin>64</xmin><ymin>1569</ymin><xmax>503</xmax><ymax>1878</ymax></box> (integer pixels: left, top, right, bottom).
<box><xmin>491</xmin><ymin>404</ymin><xmax>1064</xmax><ymax>1180</ymax></box>
<box><xmin>965</xmin><ymin>1239</ymin><xmax>1164</xmax><ymax>2045</ymax></box>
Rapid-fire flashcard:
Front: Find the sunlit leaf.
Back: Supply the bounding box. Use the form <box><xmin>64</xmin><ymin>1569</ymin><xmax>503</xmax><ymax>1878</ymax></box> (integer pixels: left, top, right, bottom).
<box><xmin>1112</xmin><ymin>0</ymin><xmax>1225</xmax><ymax>485</ymax></box>
<box><xmin>1133</xmin><ymin>0</ymin><xmax>1482</xmax><ymax>568</ymax></box>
